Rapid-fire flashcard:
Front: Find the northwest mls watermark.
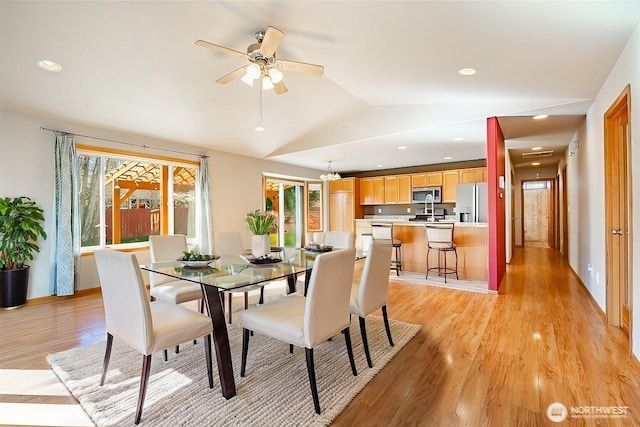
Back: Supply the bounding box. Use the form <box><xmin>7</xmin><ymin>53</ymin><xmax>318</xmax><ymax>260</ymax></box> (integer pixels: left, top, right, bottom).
<box><xmin>546</xmin><ymin>402</ymin><xmax>630</xmax><ymax>422</ymax></box>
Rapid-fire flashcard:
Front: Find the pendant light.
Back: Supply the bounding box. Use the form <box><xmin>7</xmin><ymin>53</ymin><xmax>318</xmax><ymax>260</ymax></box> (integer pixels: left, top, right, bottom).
<box><xmin>320</xmin><ymin>161</ymin><xmax>341</xmax><ymax>181</ymax></box>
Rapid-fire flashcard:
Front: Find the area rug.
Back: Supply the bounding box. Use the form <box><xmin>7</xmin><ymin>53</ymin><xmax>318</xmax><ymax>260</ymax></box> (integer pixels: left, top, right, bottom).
<box><xmin>47</xmin><ymin>316</ymin><xmax>420</xmax><ymax>426</ymax></box>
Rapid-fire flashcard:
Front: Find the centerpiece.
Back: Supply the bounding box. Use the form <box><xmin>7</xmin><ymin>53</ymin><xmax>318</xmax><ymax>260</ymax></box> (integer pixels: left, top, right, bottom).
<box><xmin>245</xmin><ymin>209</ymin><xmax>276</xmax><ymax>258</ymax></box>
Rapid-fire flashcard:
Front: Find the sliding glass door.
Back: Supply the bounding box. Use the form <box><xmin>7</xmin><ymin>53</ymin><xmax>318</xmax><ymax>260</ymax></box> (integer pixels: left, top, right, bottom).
<box><xmin>264</xmin><ymin>178</ymin><xmax>303</xmax><ymax>248</ymax></box>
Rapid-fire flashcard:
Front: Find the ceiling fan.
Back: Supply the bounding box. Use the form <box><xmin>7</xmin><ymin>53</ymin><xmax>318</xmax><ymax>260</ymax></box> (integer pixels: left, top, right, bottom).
<box><xmin>195</xmin><ymin>26</ymin><xmax>324</xmax><ymax>95</ymax></box>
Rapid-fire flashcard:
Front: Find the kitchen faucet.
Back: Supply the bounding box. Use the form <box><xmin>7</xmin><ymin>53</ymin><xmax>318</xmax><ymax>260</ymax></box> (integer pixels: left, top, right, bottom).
<box><xmin>426</xmin><ymin>194</ymin><xmax>435</xmax><ymax>222</ymax></box>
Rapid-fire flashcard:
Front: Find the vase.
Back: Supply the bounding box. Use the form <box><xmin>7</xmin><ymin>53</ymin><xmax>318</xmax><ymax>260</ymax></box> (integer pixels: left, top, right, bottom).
<box><xmin>251</xmin><ymin>234</ymin><xmax>271</xmax><ymax>258</ymax></box>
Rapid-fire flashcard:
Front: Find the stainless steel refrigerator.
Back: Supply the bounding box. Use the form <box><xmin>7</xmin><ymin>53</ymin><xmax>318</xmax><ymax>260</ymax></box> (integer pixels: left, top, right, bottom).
<box><xmin>455</xmin><ymin>182</ymin><xmax>488</xmax><ymax>223</ymax></box>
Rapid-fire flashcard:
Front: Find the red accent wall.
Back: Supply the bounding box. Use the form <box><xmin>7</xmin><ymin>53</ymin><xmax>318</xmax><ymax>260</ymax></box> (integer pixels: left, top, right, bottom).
<box><xmin>487</xmin><ymin>117</ymin><xmax>506</xmax><ymax>291</ymax></box>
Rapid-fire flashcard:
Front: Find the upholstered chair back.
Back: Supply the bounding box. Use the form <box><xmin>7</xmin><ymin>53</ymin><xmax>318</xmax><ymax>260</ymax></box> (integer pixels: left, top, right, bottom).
<box><xmin>216</xmin><ymin>231</ymin><xmax>245</xmax><ymax>256</ymax></box>
<box><xmin>94</xmin><ymin>250</ymin><xmax>153</xmax><ymax>355</ymax></box>
<box><xmin>324</xmin><ymin>231</ymin><xmax>355</xmax><ymax>249</ymax></box>
<box><xmin>148</xmin><ymin>235</ymin><xmax>188</xmax><ymax>286</ymax></box>
<box><xmin>303</xmin><ymin>248</ymin><xmax>356</xmax><ymax>348</ymax></box>
<box><xmin>425</xmin><ymin>224</ymin><xmax>455</xmax><ymax>249</ymax></box>
<box><xmin>354</xmin><ymin>241</ymin><xmax>393</xmax><ymax>316</ymax></box>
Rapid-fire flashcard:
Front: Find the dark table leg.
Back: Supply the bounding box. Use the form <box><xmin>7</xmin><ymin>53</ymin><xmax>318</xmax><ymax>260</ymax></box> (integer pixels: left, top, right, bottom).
<box><xmin>201</xmin><ymin>284</ymin><xmax>236</xmax><ymax>399</ymax></box>
<box><xmin>286</xmin><ymin>273</ymin><xmax>297</xmax><ymax>294</ymax></box>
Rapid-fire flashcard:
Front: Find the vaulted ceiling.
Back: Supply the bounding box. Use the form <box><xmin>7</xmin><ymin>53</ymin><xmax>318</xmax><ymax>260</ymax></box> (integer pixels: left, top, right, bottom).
<box><xmin>1</xmin><ymin>1</ymin><xmax>639</xmax><ymax>174</ymax></box>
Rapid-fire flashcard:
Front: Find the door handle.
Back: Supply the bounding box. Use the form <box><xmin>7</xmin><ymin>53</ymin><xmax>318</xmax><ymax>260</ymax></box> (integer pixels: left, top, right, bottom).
<box><xmin>612</xmin><ymin>229</ymin><xmax>623</xmax><ymax>235</ymax></box>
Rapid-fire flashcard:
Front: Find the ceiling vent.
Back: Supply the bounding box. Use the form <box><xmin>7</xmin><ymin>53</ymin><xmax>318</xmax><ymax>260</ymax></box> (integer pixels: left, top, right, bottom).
<box><xmin>522</xmin><ymin>150</ymin><xmax>554</xmax><ymax>159</ymax></box>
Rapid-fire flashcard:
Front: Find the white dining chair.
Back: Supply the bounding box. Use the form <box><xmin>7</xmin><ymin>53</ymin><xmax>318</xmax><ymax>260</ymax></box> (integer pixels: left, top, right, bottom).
<box><xmin>149</xmin><ymin>235</ymin><xmax>207</xmax><ymax>359</ymax></box>
<box><xmin>324</xmin><ymin>231</ymin><xmax>355</xmax><ymax>248</ymax></box>
<box><xmin>239</xmin><ymin>248</ymin><xmax>358</xmax><ymax>414</ymax></box>
<box><xmin>349</xmin><ymin>240</ymin><xmax>394</xmax><ymax>368</ymax></box>
<box><xmin>94</xmin><ymin>250</ymin><xmax>214</xmax><ymax>425</ymax></box>
<box><xmin>148</xmin><ymin>235</ymin><xmax>203</xmax><ymax>306</ymax></box>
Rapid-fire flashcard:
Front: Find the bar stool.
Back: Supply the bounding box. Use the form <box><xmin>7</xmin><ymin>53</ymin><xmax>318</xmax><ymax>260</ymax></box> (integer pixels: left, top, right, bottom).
<box><xmin>425</xmin><ymin>223</ymin><xmax>458</xmax><ymax>283</ymax></box>
<box><xmin>371</xmin><ymin>223</ymin><xmax>402</xmax><ymax>276</ymax></box>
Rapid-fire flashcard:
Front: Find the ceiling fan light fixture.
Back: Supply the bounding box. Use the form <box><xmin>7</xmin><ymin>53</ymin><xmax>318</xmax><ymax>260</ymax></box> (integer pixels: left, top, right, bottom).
<box><xmin>268</xmin><ymin>68</ymin><xmax>283</xmax><ymax>84</ymax></box>
<box><xmin>246</xmin><ymin>64</ymin><xmax>261</xmax><ymax>79</ymax></box>
<box><xmin>262</xmin><ymin>76</ymin><xmax>274</xmax><ymax>90</ymax></box>
<box><xmin>241</xmin><ymin>74</ymin><xmax>254</xmax><ymax>87</ymax></box>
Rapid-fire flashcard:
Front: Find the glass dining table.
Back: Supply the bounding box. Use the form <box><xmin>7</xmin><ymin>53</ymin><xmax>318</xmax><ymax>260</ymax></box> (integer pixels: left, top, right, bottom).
<box><xmin>140</xmin><ymin>246</ymin><xmax>335</xmax><ymax>400</ymax></box>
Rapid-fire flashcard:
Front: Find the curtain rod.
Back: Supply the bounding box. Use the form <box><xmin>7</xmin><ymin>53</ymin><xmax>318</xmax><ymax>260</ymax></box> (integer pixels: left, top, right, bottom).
<box><xmin>40</xmin><ymin>127</ymin><xmax>208</xmax><ymax>159</ymax></box>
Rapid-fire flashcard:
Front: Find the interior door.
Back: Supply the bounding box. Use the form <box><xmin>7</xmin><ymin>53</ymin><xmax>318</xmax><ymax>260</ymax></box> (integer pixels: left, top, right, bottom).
<box><xmin>604</xmin><ymin>85</ymin><xmax>631</xmax><ymax>335</ymax></box>
<box><xmin>562</xmin><ymin>165</ymin><xmax>568</xmax><ymax>259</ymax></box>
<box><xmin>511</xmin><ymin>170</ymin><xmax>516</xmax><ymax>253</ymax></box>
<box><xmin>523</xmin><ymin>182</ymin><xmax>551</xmax><ymax>248</ymax></box>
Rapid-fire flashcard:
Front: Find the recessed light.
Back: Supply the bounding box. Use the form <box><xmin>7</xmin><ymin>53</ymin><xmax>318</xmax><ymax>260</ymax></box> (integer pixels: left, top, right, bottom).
<box><xmin>531</xmin><ymin>162</ymin><xmax>540</xmax><ymax>166</ymax></box>
<box><xmin>376</xmin><ymin>164</ymin><xmax>383</xmax><ymax>168</ymax></box>
<box><xmin>458</xmin><ymin>67</ymin><xmax>476</xmax><ymax>76</ymax></box>
<box><xmin>254</xmin><ymin>126</ymin><xmax>264</xmax><ymax>132</ymax></box>
<box><xmin>444</xmin><ymin>156</ymin><xmax>452</xmax><ymax>160</ymax></box>
<box><xmin>453</xmin><ymin>137</ymin><xmax>464</xmax><ymax>141</ymax></box>
<box><xmin>38</xmin><ymin>60</ymin><xmax>62</xmax><ymax>72</ymax></box>
<box><xmin>397</xmin><ymin>146</ymin><xmax>407</xmax><ymax>150</ymax></box>
<box><xmin>533</xmin><ymin>114</ymin><xmax>548</xmax><ymax>120</ymax></box>
<box><xmin>531</xmin><ymin>146</ymin><xmax>543</xmax><ymax>151</ymax></box>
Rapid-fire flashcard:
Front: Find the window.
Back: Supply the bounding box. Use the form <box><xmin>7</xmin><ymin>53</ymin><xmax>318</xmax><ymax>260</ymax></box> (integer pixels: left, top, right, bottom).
<box><xmin>77</xmin><ymin>147</ymin><xmax>199</xmax><ymax>250</ymax></box>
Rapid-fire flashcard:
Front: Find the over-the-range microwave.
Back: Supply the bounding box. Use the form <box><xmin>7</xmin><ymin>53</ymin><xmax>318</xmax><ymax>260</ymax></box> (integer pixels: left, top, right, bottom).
<box><xmin>412</xmin><ymin>186</ymin><xmax>442</xmax><ymax>204</ymax></box>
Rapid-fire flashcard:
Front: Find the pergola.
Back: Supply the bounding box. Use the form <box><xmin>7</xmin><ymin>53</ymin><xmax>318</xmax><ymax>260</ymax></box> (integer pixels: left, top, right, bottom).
<box><xmin>104</xmin><ymin>161</ymin><xmax>196</xmax><ymax>243</ymax></box>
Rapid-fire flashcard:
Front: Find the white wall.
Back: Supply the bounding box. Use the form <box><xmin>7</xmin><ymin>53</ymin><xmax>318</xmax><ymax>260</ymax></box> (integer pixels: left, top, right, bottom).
<box><xmin>0</xmin><ymin>108</ymin><xmax>322</xmax><ymax>298</ymax></box>
<box><xmin>566</xmin><ymin>21</ymin><xmax>640</xmax><ymax>356</ymax></box>
<box><xmin>505</xmin><ymin>154</ymin><xmax>513</xmax><ymax>263</ymax></box>
<box><xmin>0</xmin><ymin>110</ymin><xmax>55</xmax><ymax>298</ymax></box>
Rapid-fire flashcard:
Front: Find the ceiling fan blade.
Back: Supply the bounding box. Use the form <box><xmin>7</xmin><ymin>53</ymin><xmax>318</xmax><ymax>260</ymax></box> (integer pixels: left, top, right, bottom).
<box><xmin>279</xmin><ymin>59</ymin><xmax>324</xmax><ymax>77</ymax></box>
<box><xmin>273</xmin><ymin>80</ymin><xmax>288</xmax><ymax>95</ymax></box>
<box><xmin>215</xmin><ymin>66</ymin><xmax>248</xmax><ymax>84</ymax></box>
<box><xmin>259</xmin><ymin>26</ymin><xmax>285</xmax><ymax>58</ymax></box>
<box><xmin>195</xmin><ymin>40</ymin><xmax>247</xmax><ymax>59</ymax></box>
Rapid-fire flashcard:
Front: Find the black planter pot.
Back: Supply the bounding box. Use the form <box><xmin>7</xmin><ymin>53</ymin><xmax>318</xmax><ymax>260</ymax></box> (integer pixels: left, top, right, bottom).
<box><xmin>0</xmin><ymin>266</ymin><xmax>30</xmax><ymax>309</ymax></box>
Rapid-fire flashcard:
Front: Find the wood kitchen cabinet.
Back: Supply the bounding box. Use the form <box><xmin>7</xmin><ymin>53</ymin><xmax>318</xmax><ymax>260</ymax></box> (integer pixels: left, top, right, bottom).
<box><xmin>412</xmin><ymin>171</ymin><xmax>443</xmax><ymax>187</ymax></box>
<box><xmin>397</xmin><ymin>174</ymin><xmax>412</xmax><ymax>203</ymax></box>
<box><xmin>329</xmin><ymin>178</ymin><xmax>354</xmax><ymax>192</ymax></box>
<box><xmin>359</xmin><ymin>177</ymin><xmax>384</xmax><ymax>205</ymax></box>
<box><xmin>383</xmin><ymin>175</ymin><xmax>411</xmax><ymax>204</ymax></box>
<box><xmin>442</xmin><ymin>170</ymin><xmax>459</xmax><ymax>203</ymax></box>
<box><xmin>459</xmin><ymin>167</ymin><xmax>487</xmax><ymax>183</ymax></box>
<box><xmin>384</xmin><ymin>176</ymin><xmax>398</xmax><ymax>203</ymax></box>
<box><xmin>329</xmin><ymin>178</ymin><xmax>362</xmax><ymax>232</ymax></box>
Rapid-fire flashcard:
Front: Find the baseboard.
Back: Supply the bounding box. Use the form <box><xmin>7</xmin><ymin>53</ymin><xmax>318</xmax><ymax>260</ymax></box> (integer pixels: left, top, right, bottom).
<box><xmin>568</xmin><ymin>264</ymin><xmax>607</xmax><ymax>322</ymax></box>
<box><xmin>25</xmin><ymin>286</ymin><xmax>102</xmax><ymax>306</ymax></box>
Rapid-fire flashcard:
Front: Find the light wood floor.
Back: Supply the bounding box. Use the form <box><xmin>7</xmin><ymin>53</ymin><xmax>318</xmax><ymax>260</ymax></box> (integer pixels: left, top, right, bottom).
<box><xmin>2</xmin><ymin>247</ymin><xmax>640</xmax><ymax>426</ymax></box>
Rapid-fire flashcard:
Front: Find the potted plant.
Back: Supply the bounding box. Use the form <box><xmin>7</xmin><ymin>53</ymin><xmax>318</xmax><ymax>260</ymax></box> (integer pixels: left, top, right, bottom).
<box><xmin>245</xmin><ymin>209</ymin><xmax>276</xmax><ymax>258</ymax></box>
<box><xmin>0</xmin><ymin>196</ymin><xmax>47</xmax><ymax>309</ymax></box>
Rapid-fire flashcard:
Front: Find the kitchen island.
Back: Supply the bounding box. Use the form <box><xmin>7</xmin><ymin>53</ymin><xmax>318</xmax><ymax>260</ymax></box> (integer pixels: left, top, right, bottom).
<box><xmin>356</xmin><ymin>219</ymin><xmax>488</xmax><ymax>282</ymax></box>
